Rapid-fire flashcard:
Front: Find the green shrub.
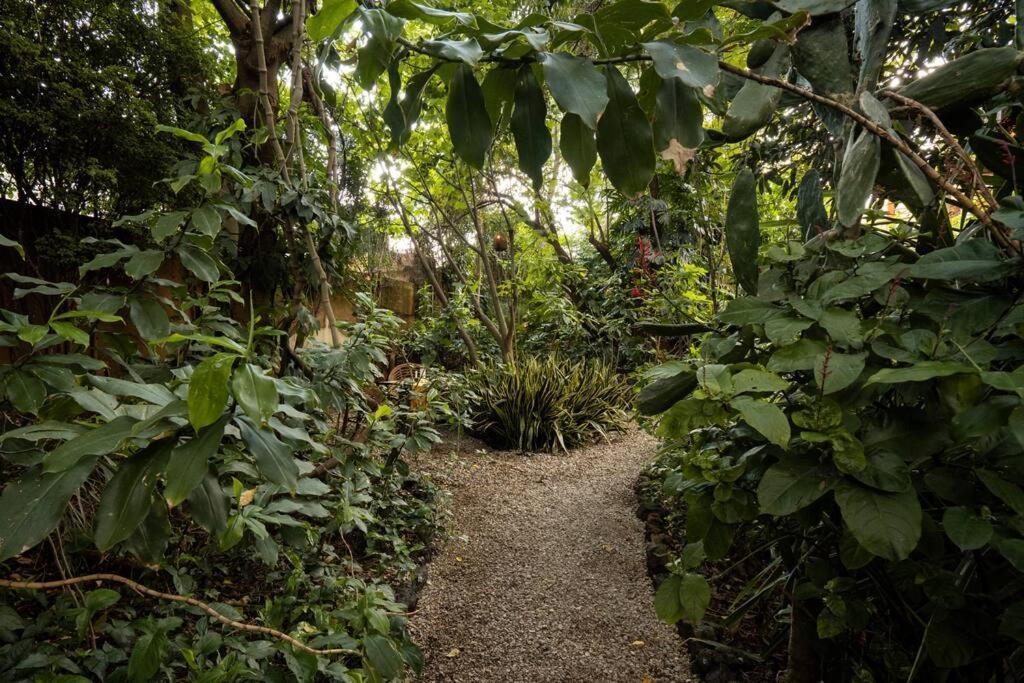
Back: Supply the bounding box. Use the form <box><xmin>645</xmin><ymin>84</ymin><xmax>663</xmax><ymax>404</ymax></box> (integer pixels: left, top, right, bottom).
<box><xmin>467</xmin><ymin>356</ymin><xmax>631</xmax><ymax>452</ymax></box>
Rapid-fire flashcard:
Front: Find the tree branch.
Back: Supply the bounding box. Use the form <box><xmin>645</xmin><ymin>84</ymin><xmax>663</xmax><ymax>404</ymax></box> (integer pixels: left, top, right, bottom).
<box><xmin>0</xmin><ymin>574</ymin><xmax>358</xmax><ymax>657</ymax></box>
<box><xmin>211</xmin><ymin>0</ymin><xmax>250</xmax><ymax>35</ymax></box>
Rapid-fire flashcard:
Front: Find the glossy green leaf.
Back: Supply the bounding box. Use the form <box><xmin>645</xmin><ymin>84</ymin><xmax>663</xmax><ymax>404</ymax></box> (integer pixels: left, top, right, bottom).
<box><xmin>836</xmin><ymin>129</ymin><xmax>880</xmax><ymax>227</ymax></box>
<box><xmin>124</xmin><ymin>250</ymin><xmax>164</xmax><ymax>280</ymax></box>
<box><xmin>187</xmin><ymin>472</ymin><xmax>228</xmax><ymax>534</ymax></box>
<box><xmin>637</xmin><ymin>370</ymin><xmax>697</xmax><ymax>415</ymax></box>
<box><xmin>653</xmin><ymin>77</ymin><xmax>703</xmax><ymax>173</ymax></box>
<box><xmin>130</xmin><ymin>297</ymin><xmax>171</xmax><ymax>340</ymax></box>
<box><xmin>178</xmin><ymin>243</ymin><xmax>219</xmax><ymax>283</ymax></box>
<box><xmin>866</xmin><ymin>360</ymin><xmax>974</xmax><ymax>384</ymax></box>
<box><xmin>307</xmin><ymin>0</ymin><xmax>358</xmax><ymax>41</ymax></box>
<box><xmin>539</xmin><ymin>53</ymin><xmax>608</xmax><ymax>129</ymax></box>
<box><xmin>424</xmin><ymin>38</ymin><xmax>483</xmax><ymax>65</ymax></box>
<box><xmin>835</xmin><ymin>481</ymin><xmax>921</xmax><ymax>561</ymax></box>
<box><xmin>560</xmin><ymin>113</ymin><xmax>597</xmax><ymax>187</ymax></box>
<box><xmin>510</xmin><ymin>66</ymin><xmax>552</xmax><ymax>190</ymax></box>
<box><xmin>722</xmin><ymin>45</ymin><xmax>791</xmax><ymax>140</ymax></box>
<box><xmin>642</xmin><ymin>41</ymin><xmax>719</xmax><ymax>90</ymax></box>
<box><xmin>725</xmin><ymin>168</ymin><xmax>760</xmax><ymax>295</ymax></box>
<box><xmin>187</xmin><ymin>353</ymin><xmax>235</xmax><ymax>430</ymax></box>
<box><xmin>758</xmin><ymin>458</ymin><xmax>834</xmax><ymax>515</ymax></box>
<box><xmin>775</xmin><ymin>0</ymin><xmax>854</xmax><ymax>13</ymax></box>
<box><xmin>0</xmin><ymin>455</ymin><xmax>98</xmax><ymax>561</ymax></box>
<box><xmin>355</xmin><ymin>9</ymin><xmax>405</xmax><ymax>90</ymax></box>
<box><xmin>730</xmin><ymin>395</ymin><xmax>790</xmax><ymax>447</ymax></box>
<box><xmin>50</xmin><ymin>321</ymin><xmax>89</xmax><ymax>347</ymax></box>
<box><xmin>942</xmin><ymin>507</ymin><xmax>992</xmax><ymax>550</ymax></box>
<box><xmin>978</xmin><ymin>470</ymin><xmax>1024</xmax><ymax>516</ymax></box>
<box><xmin>231</xmin><ymin>363</ymin><xmax>279</xmax><ymax>424</ymax></box>
<box><xmin>364</xmin><ymin>634</ymin><xmax>403</xmax><ymax>679</ymax></box>
<box><xmin>596</xmin><ymin>66</ymin><xmax>655</xmax><ymax>197</ymax></box>
<box><xmin>814</xmin><ymin>350</ymin><xmax>865</xmax><ymax>395</ymax></box>
<box><xmin>43</xmin><ymin>415</ymin><xmax>138</xmax><ymax>473</ymax></box>
<box><xmin>797</xmin><ymin>169</ymin><xmax>829</xmax><ymax>240</ymax></box>
<box><xmin>94</xmin><ymin>439</ymin><xmax>172</xmax><ymax>551</ymax></box>
<box><xmin>238</xmin><ymin>416</ymin><xmax>298</xmax><ymax>491</ymax></box>
<box><xmin>5</xmin><ymin>369</ymin><xmax>47</xmax><ymax>414</ymax></box>
<box><xmin>165</xmin><ymin>414</ymin><xmax>229</xmax><ymax>507</ymax></box>
<box><xmin>446</xmin><ymin>64</ymin><xmax>493</xmax><ymax>169</ymax></box>
<box><xmin>909</xmin><ymin>240</ymin><xmax>1016</xmax><ymax>281</ymax></box>
<box><xmin>386</xmin><ymin>0</ymin><xmax>475</xmax><ymax>27</ymax></box>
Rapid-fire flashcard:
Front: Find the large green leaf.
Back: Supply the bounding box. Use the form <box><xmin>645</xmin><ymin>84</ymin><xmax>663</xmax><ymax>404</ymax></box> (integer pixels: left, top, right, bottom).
<box><xmin>977</xmin><ymin>469</ymin><xmax>1024</xmax><ymax>516</ymax></box>
<box><xmin>796</xmin><ymin>169</ymin><xmax>828</xmax><ymax>240</ymax></box>
<box><xmin>596</xmin><ymin>66</ymin><xmax>655</xmax><ymax>197</ymax></box>
<box><xmin>642</xmin><ymin>41</ymin><xmax>719</xmax><ymax>90</ymax></box>
<box><xmin>86</xmin><ymin>376</ymin><xmax>176</xmax><ymax>406</ymax></box>
<box><xmin>814</xmin><ymin>350</ymin><xmax>865</xmax><ymax>395</ymax></box>
<box><xmin>231</xmin><ymin>363</ymin><xmax>279</xmax><ymax>425</ymax></box>
<box><xmin>678</xmin><ymin>572</ymin><xmax>711</xmax><ymax>623</ymax></box>
<box><xmin>238</xmin><ymin>417</ymin><xmax>298</xmax><ymax>491</ymax></box>
<box><xmin>446</xmin><ymin>64</ymin><xmax>493</xmax><ymax>169</ymax></box>
<box><xmin>637</xmin><ymin>371</ymin><xmax>697</xmax><ymax>415</ymax></box>
<box><xmin>653</xmin><ymin>77</ymin><xmax>703</xmax><ymax>173</ymax></box>
<box><xmin>177</xmin><ymin>243</ymin><xmax>219</xmax><ymax>283</ymax></box>
<box><xmin>94</xmin><ymin>440</ymin><xmax>173</xmax><ymax>551</ymax></box>
<box><xmin>0</xmin><ymin>455</ymin><xmax>98</xmax><ymax>561</ymax></box>
<box><xmin>423</xmin><ymin>38</ymin><xmax>483</xmax><ymax>65</ymax></box>
<box><xmin>510</xmin><ymin>66</ymin><xmax>552</xmax><ymax>190</ymax></box>
<box><xmin>835</xmin><ymin>481</ymin><xmax>921</xmax><ymax>561</ymax></box>
<box><xmin>776</xmin><ymin>0</ymin><xmax>854</xmax><ymax>14</ymax></box>
<box><xmin>307</xmin><ymin>0</ymin><xmax>358</xmax><ymax>41</ymax></box>
<box><xmin>363</xmin><ymin>635</ymin><xmax>403</xmax><ymax>679</ymax></box>
<box><xmin>758</xmin><ymin>458</ymin><xmax>835</xmax><ymax>515</ymax></box>
<box><xmin>43</xmin><ymin>415</ymin><xmax>138</xmax><ymax>473</ymax></box>
<box><xmin>722</xmin><ymin>44</ymin><xmax>791</xmax><ymax>140</ymax></box>
<box><xmin>560</xmin><ymin>113</ymin><xmax>597</xmax><ymax>187</ymax></box>
<box><xmin>836</xmin><ymin>129</ymin><xmax>880</xmax><ymax>227</ymax></box>
<box><xmin>164</xmin><ymin>415</ymin><xmax>229</xmax><ymax>507</ymax></box>
<box><xmin>5</xmin><ymin>369</ymin><xmax>47</xmax><ymax>414</ymax></box>
<box><xmin>355</xmin><ymin>9</ymin><xmax>405</xmax><ymax>90</ymax></box>
<box><xmin>792</xmin><ymin>15</ymin><xmax>854</xmax><ymax>96</ymax></box>
<box><xmin>188</xmin><ymin>353</ymin><xmax>235</xmax><ymax>430</ymax></box>
<box><xmin>866</xmin><ymin>360</ymin><xmax>974</xmax><ymax>384</ymax></box>
<box><xmin>124</xmin><ymin>250</ymin><xmax>164</xmax><ymax>280</ymax></box>
<box><xmin>725</xmin><ymin>168</ymin><xmax>761</xmax><ymax>295</ymax></box>
<box><xmin>909</xmin><ymin>240</ymin><xmax>1017</xmax><ymax>281</ymax></box>
<box><xmin>539</xmin><ymin>53</ymin><xmax>608</xmax><ymax>130</ymax></box>
<box><xmin>730</xmin><ymin>395</ymin><xmax>790</xmax><ymax>447</ymax></box>
<box><xmin>386</xmin><ymin>0</ymin><xmax>476</xmax><ymax>27</ymax></box>
<box><xmin>942</xmin><ymin>507</ymin><xmax>992</xmax><ymax>551</ymax></box>
<box><xmin>854</xmin><ymin>0</ymin><xmax>897</xmax><ymax>91</ymax></box>
<box><xmin>130</xmin><ymin>297</ymin><xmax>171</xmax><ymax>340</ymax></box>
<box><xmin>125</xmin><ymin>498</ymin><xmax>172</xmax><ymax>563</ymax></box>
<box><xmin>187</xmin><ymin>472</ymin><xmax>228</xmax><ymax>534</ymax></box>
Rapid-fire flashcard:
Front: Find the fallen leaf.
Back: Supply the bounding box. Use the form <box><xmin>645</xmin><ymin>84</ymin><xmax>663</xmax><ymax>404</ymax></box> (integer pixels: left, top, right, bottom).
<box><xmin>446</xmin><ymin>648</ymin><xmax>460</xmax><ymax>658</ymax></box>
<box><xmin>660</xmin><ymin>139</ymin><xmax>696</xmax><ymax>175</ymax></box>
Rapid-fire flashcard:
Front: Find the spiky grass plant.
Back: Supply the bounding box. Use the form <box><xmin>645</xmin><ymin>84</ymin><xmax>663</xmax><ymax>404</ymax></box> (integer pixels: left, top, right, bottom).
<box><xmin>467</xmin><ymin>356</ymin><xmax>632</xmax><ymax>452</ymax></box>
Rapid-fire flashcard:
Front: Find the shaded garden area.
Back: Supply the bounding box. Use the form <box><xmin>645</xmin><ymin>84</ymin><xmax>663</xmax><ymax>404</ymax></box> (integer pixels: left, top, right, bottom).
<box><xmin>2</xmin><ymin>0</ymin><xmax>1024</xmax><ymax>680</ymax></box>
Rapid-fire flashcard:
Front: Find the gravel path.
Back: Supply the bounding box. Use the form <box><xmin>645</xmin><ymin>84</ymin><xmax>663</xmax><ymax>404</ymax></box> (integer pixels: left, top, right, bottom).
<box><xmin>409</xmin><ymin>430</ymin><xmax>692</xmax><ymax>682</ymax></box>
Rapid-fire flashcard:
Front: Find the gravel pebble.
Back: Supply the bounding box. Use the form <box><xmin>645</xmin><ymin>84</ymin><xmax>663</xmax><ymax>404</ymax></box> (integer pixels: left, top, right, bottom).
<box><xmin>409</xmin><ymin>430</ymin><xmax>693</xmax><ymax>682</ymax></box>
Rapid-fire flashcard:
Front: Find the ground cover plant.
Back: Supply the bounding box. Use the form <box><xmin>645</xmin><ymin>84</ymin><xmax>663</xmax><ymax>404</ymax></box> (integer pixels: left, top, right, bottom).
<box><xmin>466</xmin><ymin>356</ymin><xmax>631</xmax><ymax>452</ymax></box>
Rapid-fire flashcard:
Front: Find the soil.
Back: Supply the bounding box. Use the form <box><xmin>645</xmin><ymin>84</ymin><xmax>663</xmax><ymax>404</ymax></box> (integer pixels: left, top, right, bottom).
<box><xmin>407</xmin><ymin>430</ymin><xmax>693</xmax><ymax>682</ymax></box>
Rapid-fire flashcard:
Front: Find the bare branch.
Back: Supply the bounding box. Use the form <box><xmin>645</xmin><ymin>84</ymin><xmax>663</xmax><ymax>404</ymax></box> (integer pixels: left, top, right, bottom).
<box><xmin>0</xmin><ymin>574</ymin><xmax>357</xmax><ymax>657</ymax></box>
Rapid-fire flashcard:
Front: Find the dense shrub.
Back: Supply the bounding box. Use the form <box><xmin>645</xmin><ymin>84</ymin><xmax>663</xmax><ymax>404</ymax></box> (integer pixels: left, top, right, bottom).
<box><xmin>466</xmin><ymin>356</ymin><xmax>631</xmax><ymax>452</ymax></box>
